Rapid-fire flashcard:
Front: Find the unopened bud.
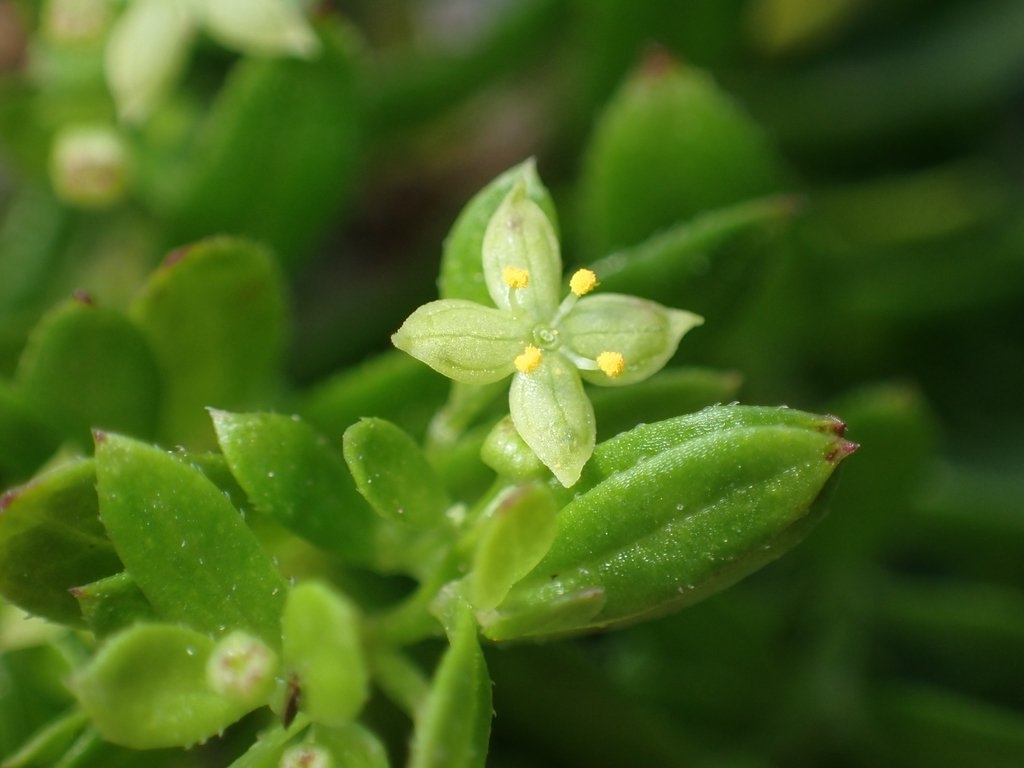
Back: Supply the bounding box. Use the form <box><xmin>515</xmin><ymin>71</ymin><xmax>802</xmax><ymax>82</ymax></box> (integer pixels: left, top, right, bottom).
<box><xmin>206</xmin><ymin>630</ymin><xmax>277</xmax><ymax>706</ymax></box>
<box><xmin>49</xmin><ymin>125</ymin><xmax>128</xmax><ymax>208</ymax></box>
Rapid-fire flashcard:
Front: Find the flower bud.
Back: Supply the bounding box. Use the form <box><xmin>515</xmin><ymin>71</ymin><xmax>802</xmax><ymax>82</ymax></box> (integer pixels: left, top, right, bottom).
<box><xmin>49</xmin><ymin>125</ymin><xmax>129</xmax><ymax>208</ymax></box>
<box><xmin>206</xmin><ymin>630</ymin><xmax>277</xmax><ymax>707</ymax></box>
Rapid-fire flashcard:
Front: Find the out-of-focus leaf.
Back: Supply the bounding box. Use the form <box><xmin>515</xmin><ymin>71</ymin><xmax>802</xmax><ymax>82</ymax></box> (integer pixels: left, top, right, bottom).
<box><xmin>577</xmin><ymin>53</ymin><xmax>787</xmax><ymax>257</ymax></box>
<box><xmin>0</xmin><ymin>380</ymin><xmax>60</xmax><ymax>485</ymax></box>
<box><xmin>299</xmin><ymin>350</ymin><xmax>449</xmax><ymax>443</ymax></box>
<box><xmin>15</xmin><ymin>297</ymin><xmax>161</xmax><ymax>447</ymax></box>
<box><xmin>0</xmin><ymin>643</ymin><xmax>77</xmax><ymax>759</ymax></box>
<box><xmin>95</xmin><ymin>432</ymin><xmax>286</xmax><ymax>644</ymax></box>
<box><xmin>1</xmin><ymin>709</ymin><xmax>88</xmax><ymax>768</ymax></box>
<box><xmin>0</xmin><ymin>459</ymin><xmax>120</xmax><ymax>626</ymax></box>
<box><xmin>280</xmin><ymin>581</ymin><xmax>368</xmax><ymax>727</ymax></box>
<box><xmin>297</xmin><ymin>722</ymin><xmax>390</xmax><ymax>768</ymax></box>
<box><xmin>212</xmin><ymin>410</ymin><xmax>376</xmax><ymax>561</ymax></box>
<box><xmin>132</xmin><ymin>237</ymin><xmax>287</xmax><ymax>450</ymax></box>
<box><xmin>470</xmin><ymin>483</ymin><xmax>559</xmax><ymax>611</ymax></box>
<box><xmin>409</xmin><ymin>600</ymin><xmax>491</xmax><ymax>768</ymax></box>
<box><xmin>72</xmin><ymin>623</ymin><xmax>255</xmax><ymax>749</ymax></box>
<box><xmin>166</xmin><ymin>22</ymin><xmax>360</xmax><ymax>268</ymax></box>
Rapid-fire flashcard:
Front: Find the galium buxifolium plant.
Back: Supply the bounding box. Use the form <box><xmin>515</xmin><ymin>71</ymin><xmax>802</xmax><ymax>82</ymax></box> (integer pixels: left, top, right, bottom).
<box><xmin>0</xmin><ymin>162</ymin><xmax>855</xmax><ymax>766</ymax></box>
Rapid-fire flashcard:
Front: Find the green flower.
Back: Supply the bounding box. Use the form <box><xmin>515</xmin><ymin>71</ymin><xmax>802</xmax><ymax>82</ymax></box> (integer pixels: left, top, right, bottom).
<box><xmin>392</xmin><ymin>179</ymin><xmax>703</xmax><ymax>487</ymax></box>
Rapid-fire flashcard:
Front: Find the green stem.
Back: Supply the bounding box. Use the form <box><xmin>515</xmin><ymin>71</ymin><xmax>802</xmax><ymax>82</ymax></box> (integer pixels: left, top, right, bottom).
<box><xmin>369</xmin><ymin>648</ymin><xmax>431</xmax><ymax>718</ymax></box>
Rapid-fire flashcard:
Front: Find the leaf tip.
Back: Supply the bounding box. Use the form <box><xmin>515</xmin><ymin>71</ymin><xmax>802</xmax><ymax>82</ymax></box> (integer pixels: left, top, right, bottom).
<box><xmin>826</xmin><ymin>440</ymin><xmax>859</xmax><ymax>463</ymax></box>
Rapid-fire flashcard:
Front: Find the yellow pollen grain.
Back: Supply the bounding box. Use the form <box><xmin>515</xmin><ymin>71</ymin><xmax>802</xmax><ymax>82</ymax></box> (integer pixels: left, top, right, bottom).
<box><xmin>596</xmin><ymin>351</ymin><xmax>625</xmax><ymax>378</ymax></box>
<box><xmin>515</xmin><ymin>344</ymin><xmax>543</xmax><ymax>374</ymax></box>
<box><xmin>569</xmin><ymin>268</ymin><xmax>598</xmax><ymax>296</ymax></box>
<box><xmin>503</xmin><ymin>266</ymin><xmax>530</xmax><ymax>289</ymax></box>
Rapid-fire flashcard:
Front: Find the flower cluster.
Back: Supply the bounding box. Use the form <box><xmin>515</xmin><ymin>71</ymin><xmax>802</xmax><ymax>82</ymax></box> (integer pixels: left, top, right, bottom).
<box><xmin>393</xmin><ymin>176</ymin><xmax>702</xmax><ymax>486</ymax></box>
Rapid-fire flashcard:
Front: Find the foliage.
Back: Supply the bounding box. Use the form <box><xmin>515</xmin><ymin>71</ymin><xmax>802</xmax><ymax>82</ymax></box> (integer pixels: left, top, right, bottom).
<box><xmin>1</xmin><ymin>1</ymin><xmax>1023</xmax><ymax>766</ymax></box>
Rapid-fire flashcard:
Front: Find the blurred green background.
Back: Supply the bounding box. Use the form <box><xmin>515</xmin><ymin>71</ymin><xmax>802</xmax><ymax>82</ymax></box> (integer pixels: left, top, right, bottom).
<box><xmin>2</xmin><ymin>0</ymin><xmax>1023</xmax><ymax>766</ymax></box>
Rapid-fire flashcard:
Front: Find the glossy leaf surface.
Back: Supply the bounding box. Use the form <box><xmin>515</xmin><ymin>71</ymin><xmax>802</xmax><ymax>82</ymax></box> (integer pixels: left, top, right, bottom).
<box><xmin>212</xmin><ymin>410</ymin><xmax>376</xmax><ymax>560</ymax></box>
<box><xmin>95</xmin><ymin>432</ymin><xmax>286</xmax><ymax>644</ymax></box>
<box><xmin>73</xmin><ymin>623</ymin><xmax>254</xmax><ymax>749</ymax></box>
<box><xmin>0</xmin><ymin>459</ymin><xmax>120</xmax><ymax>625</ymax></box>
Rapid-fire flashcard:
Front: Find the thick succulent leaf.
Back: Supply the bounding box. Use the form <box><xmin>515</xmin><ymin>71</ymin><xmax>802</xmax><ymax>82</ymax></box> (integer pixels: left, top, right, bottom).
<box><xmin>0</xmin><ymin>380</ymin><xmax>60</xmax><ymax>485</ymax></box>
<box><xmin>0</xmin><ymin>459</ymin><xmax>120</xmax><ymax>626</ymax></box>
<box><xmin>470</xmin><ymin>483</ymin><xmax>560</xmax><ymax>611</ymax></box>
<box><xmin>16</xmin><ymin>298</ymin><xmax>161</xmax><ymax>447</ymax></box>
<box><xmin>409</xmin><ymin>600</ymin><xmax>491</xmax><ymax>768</ymax></box>
<box><xmin>167</xmin><ymin>21</ymin><xmax>358</xmax><ymax>266</ymax></box>
<box><xmin>227</xmin><ymin>719</ymin><xmax>309</xmax><ymax>768</ymax></box>
<box><xmin>71</xmin><ymin>571</ymin><xmax>156</xmax><ymax>638</ymax></box>
<box><xmin>132</xmin><ymin>237</ymin><xmax>287</xmax><ymax>449</ymax></box>
<box><xmin>104</xmin><ymin>0</ymin><xmax>194</xmax><ymax>123</ymax></box>
<box><xmin>72</xmin><ymin>623</ymin><xmax>254</xmax><ymax>749</ymax></box>
<box><xmin>212</xmin><ymin>410</ymin><xmax>376</xmax><ymax>560</ymax></box>
<box><xmin>562</xmin><ymin>294</ymin><xmax>703</xmax><ymax>386</ymax></box>
<box><xmin>342</xmin><ymin>417</ymin><xmax>450</xmax><ymax>529</ymax></box>
<box><xmin>481</xmin><ymin>406</ymin><xmax>855</xmax><ymax>640</ymax></box>
<box><xmin>392</xmin><ymin>299</ymin><xmax>526</xmax><ymax>385</ymax></box>
<box><xmin>440</xmin><ymin>158</ymin><xmax>558</xmax><ymax>305</ymax></box>
<box><xmin>509</xmin><ymin>355</ymin><xmax>595</xmax><ymax>487</ymax></box>
<box><xmin>577</xmin><ymin>55</ymin><xmax>786</xmax><ymax>256</ymax></box>
<box><xmin>95</xmin><ymin>432</ymin><xmax>286</xmax><ymax>644</ymax></box>
<box><xmin>482</xmin><ymin>181</ymin><xmax>562</xmax><ymax>318</ymax></box>
<box><xmin>281</xmin><ymin>582</ymin><xmax>368</xmax><ymax>727</ymax></box>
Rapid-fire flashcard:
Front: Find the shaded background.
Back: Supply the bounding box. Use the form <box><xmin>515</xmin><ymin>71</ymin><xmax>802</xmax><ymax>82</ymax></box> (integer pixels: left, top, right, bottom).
<box><xmin>2</xmin><ymin>0</ymin><xmax>1023</xmax><ymax>766</ymax></box>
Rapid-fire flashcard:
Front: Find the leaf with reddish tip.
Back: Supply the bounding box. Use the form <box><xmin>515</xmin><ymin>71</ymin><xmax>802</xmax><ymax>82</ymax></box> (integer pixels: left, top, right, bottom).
<box><xmin>95</xmin><ymin>432</ymin><xmax>286</xmax><ymax>645</ymax></box>
<box><xmin>132</xmin><ymin>237</ymin><xmax>287</xmax><ymax>450</ymax></box>
<box><xmin>0</xmin><ymin>459</ymin><xmax>121</xmax><ymax>626</ymax></box>
<box><xmin>16</xmin><ymin>298</ymin><xmax>161</xmax><ymax>448</ymax></box>
<box><xmin>482</xmin><ymin>406</ymin><xmax>855</xmax><ymax>641</ymax></box>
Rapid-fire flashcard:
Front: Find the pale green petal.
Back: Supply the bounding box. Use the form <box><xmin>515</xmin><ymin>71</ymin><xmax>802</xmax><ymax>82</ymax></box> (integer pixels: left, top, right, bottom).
<box><xmin>105</xmin><ymin>0</ymin><xmax>195</xmax><ymax>123</ymax></box>
<box><xmin>560</xmin><ymin>294</ymin><xmax>703</xmax><ymax>386</ymax></box>
<box><xmin>391</xmin><ymin>300</ymin><xmax>527</xmax><ymax>385</ymax></box>
<box><xmin>482</xmin><ymin>180</ymin><xmax>562</xmax><ymax>318</ymax></box>
<box><xmin>199</xmin><ymin>0</ymin><xmax>319</xmax><ymax>58</ymax></box>
<box><xmin>509</xmin><ymin>353</ymin><xmax>595</xmax><ymax>487</ymax></box>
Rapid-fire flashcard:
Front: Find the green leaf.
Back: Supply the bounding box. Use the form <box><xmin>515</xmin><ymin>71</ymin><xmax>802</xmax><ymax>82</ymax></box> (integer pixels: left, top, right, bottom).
<box><xmin>281</xmin><ymin>582</ymin><xmax>368</xmax><ymax>728</ymax></box>
<box><xmin>72</xmin><ymin>623</ymin><xmax>255</xmax><ymax>749</ymax></box>
<box><xmin>227</xmin><ymin>719</ymin><xmax>309</xmax><ymax>768</ymax></box>
<box><xmin>1</xmin><ymin>710</ymin><xmax>89</xmax><ymax>768</ymax></box>
<box><xmin>0</xmin><ymin>459</ymin><xmax>120</xmax><ymax>626</ymax></box>
<box><xmin>562</xmin><ymin>294</ymin><xmax>703</xmax><ymax>386</ymax></box>
<box><xmin>95</xmin><ymin>432</ymin><xmax>286</xmax><ymax>644</ymax></box>
<box><xmin>0</xmin><ymin>380</ymin><xmax>60</xmax><ymax>485</ymax></box>
<box><xmin>509</xmin><ymin>354</ymin><xmax>595</xmax><ymax>488</ymax></box>
<box><xmin>167</xmin><ymin>21</ymin><xmax>359</xmax><ymax>267</ymax></box>
<box><xmin>409</xmin><ymin>600</ymin><xmax>491</xmax><ymax>768</ymax></box>
<box><xmin>16</xmin><ymin>298</ymin><xmax>161</xmax><ymax>447</ymax></box>
<box><xmin>577</xmin><ymin>55</ymin><xmax>786</xmax><ymax>256</ymax></box>
<box><xmin>132</xmin><ymin>237</ymin><xmax>287</xmax><ymax>449</ymax></box>
<box><xmin>71</xmin><ymin>571</ymin><xmax>155</xmax><ymax>638</ymax></box>
<box><xmin>342</xmin><ymin>418</ymin><xmax>450</xmax><ymax>529</ymax></box>
<box><xmin>440</xmin><ymin>158</ymin><xmax>558</xmax><ymax>305</ymax></box>
<box><xmin>212</xmin><ymin>410</ymin><xmax>377</xmax><ymax>561</ymax></box>
<box><xmin>392</xmin><ymin>299</ymin><xmax>526</xmax><ymax>385</ymax></box>
<box><xmin>470</xmin><ymin>483</ymin><xmax>559</xmax><ymax>611</ymax></box>
<box><xmin>297</xmin><ymin>723</ymin><xmax>390</xmax><ymax>768</ymax></box>
<box><xmin>481</xmin><ymin>406</ymin><xmax>855</xmax><ymax>640</ymax></box>
<box><xmin>481</xmin><ymin>179</ymin><xmax>562</xmax><ymax>317</ymax></box>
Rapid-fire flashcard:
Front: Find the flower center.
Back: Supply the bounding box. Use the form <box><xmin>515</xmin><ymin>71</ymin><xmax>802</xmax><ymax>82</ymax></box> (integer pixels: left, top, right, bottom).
<box><xmin>532</xmin><ymin>326</ymin><xmax>560</xmax><ymax>350</ymax></box>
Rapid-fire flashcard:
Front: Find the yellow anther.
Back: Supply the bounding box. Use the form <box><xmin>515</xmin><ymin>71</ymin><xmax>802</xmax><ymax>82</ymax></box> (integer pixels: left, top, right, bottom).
<box><xmin>503</xmin><ymin>266</ymin><xmax>530</xmax><ymax>289</ymax></box>
<box><xmin>596</xmin><ymin>351</ymin><xmax>625</xmax><ymax>378</ymax></box>
<box><xmin>569</xmin><ymin>268</ymin><xmax>598</xmax><ymax>296</ymax></box>
<box><xmin>515</xmin><ymin>344</ymin><xmax>543</xmax><ymax>374</ymax></box>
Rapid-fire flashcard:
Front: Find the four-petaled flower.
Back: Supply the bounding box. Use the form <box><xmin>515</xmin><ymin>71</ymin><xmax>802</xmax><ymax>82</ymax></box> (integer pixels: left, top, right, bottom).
<box><xmin>392</xmin><ymin>178</ymin><xmax>702</xmax><ymax>486</ymax></box>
